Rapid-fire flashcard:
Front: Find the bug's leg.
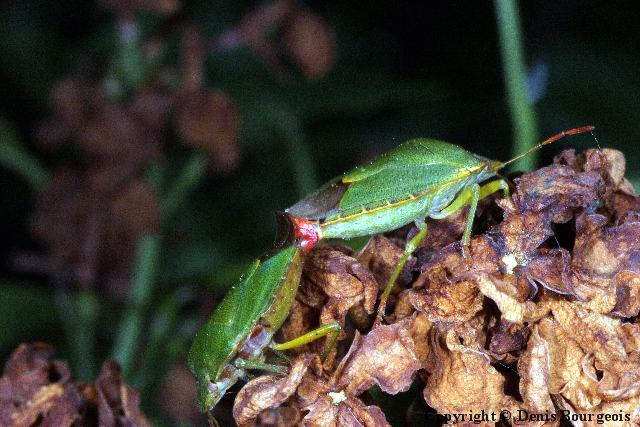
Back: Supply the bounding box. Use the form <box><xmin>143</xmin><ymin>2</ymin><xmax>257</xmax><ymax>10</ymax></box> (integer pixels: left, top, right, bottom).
<box><xmin>271</xmin><ymin>322</ymin><xmax>341</xmax><ymax>351</ymax></box>
<box><xmin>319</xmin><ymin>326</ymin><xmax>340</xmax><ymax>361</ymax></box>
<box><xmin>270</xmin><ymin>347</ymin><xmax>292</xmax><ymax>363</ymax></box>
<box><xmin>375</xmin><ymin>221</ymin><xmax>429</xmax><ymax>326</ymax></box>
<box><xmin>435</xmin><ymin>179</ymin><xmax>509</xmax><ymax>260</ymax></box>
<box><xmin>491</xmin><ymin>176</ymin><xmax>511</xmax><ymax>198</ymax></box>
<box><xmin>207</xmin><ymin>412</ymin><xmax>221</xmax><ymax>427</ymax></box>
<box><xmin>234</xmin><ymin>358</ymin><xmax>288</xmax><ymax>374</ymax></box>
<box><xmin>460</xmin><ymin>183</ymin><xmax>481</xmax><ymax>260</ymax></box>
<box><xmin>434</xmin><ymin>179</ymin><xmax>509</xmax><ymax>221</ymax></box>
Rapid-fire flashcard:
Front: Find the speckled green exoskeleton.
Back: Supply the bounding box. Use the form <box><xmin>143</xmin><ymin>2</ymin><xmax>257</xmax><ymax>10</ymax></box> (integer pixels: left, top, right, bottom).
<box><xmin>188</xmin><ymin>244</ymin><xmax>339</xmax><ymax>419</ymax></box>
<box><xmin>279</xmin><ymin>126</ymin><xmax>594</xmax><ymax>320</ymax></box>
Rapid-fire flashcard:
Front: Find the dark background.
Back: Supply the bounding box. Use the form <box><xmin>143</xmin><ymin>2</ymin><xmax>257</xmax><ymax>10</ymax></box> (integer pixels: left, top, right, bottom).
<box><xmin>0</xmin><ymin>0</ymin><xmax>638</xmax><ymax>424</ymax></box>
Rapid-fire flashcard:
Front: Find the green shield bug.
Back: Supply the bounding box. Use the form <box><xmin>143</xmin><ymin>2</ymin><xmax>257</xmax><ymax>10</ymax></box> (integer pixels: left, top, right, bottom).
<box><xmin>279</xmin><ymin>126</ymin><xmax>595</xmax><ymax>321</ymax></box>
<box><xmin>188</xmin><ymin>244</ymin><xmax>340</xmax><ymax>420</ymax></box>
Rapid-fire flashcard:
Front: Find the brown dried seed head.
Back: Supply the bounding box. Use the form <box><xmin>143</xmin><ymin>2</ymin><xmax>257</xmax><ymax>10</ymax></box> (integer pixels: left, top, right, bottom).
<box><xmin>0</xmin><ymin>343</ymin><xmax>150</xmax><ymax>426</ymax></box>
<box><xmin>283</xmin><ymin>8</ymin><xmax>336</xmax><ymax>80</ymax></box>
<box><xmin>176</xmin><ymin>89</ymin><xmax>242</xmax><ymax>173</ymax></box>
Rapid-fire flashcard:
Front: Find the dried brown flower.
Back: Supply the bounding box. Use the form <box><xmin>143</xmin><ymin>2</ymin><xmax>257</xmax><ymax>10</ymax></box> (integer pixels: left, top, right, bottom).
<box><xmin>282</xmin><ymin>7</ymin><xmax>336</xmax><ymax>80</ymax></box>
<box><xmin>175</xmin><ymin>89</ymin><xmax>242</xmax><ymax>173</ymax></box>
<box><xmin>0</xmin><ymin>343</ymin><xmax>150</xmax><ymax>427</ymax></box>
<box><xmin>216</xmin><ymin>0</ymin><xmax>336</xmax><ymax>80</ymax></box>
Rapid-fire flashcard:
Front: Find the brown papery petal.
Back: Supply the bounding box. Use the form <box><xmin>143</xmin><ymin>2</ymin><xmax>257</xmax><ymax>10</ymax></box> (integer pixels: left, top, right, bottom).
<box><xmin>409</xmin><ymin>279</ymin><xmax>483</xmax><ymax>323</ymax></box>
<box><xmin>283</xmin><ymin>7</ymin><xmax>335</xmax><ymax>80</ymax></box>
<box><xmin>303</xmin><ymin>394</ymin><xmax>390</xmax><ymax>427</ymax></box>
<box><xmin>305</xmin><ymin>246</ymin><xmax>378</xmax><ymax>325</ymax></box>
<box><xmin>334</xmin><ymin>316</ymin><xmax>421</xmax><ymax>396</ymax></box>
<box><xmin>233</xmin><ymin>354</ymin><xmax>314</xmax><ymax>427</ymax></box>
<box><xmin>518</xmin><ymin>325</ymin><xmax>556</xmax><ymax>419</ymax></box>
<box><xmin>423</xmin><ymin>330</ymin><xmax>516</xmax><ymax>420</ymax></box>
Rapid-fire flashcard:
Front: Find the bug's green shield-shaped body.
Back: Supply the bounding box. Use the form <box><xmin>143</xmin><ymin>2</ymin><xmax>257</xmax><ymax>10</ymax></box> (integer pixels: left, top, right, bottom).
<box><xmin>188</xmin><ymin>245</ymin><xmax>303</xmax><ymax>412</ymax></box>
<box><xmin>286</xmin><ymin>138</ymin><xmax>496</xmax><ymax>239</ymax></box>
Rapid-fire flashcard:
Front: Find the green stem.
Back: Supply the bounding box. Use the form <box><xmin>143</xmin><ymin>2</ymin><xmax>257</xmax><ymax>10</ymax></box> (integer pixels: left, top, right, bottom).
<box><xmin>162</xmin><ymin>153</ymin><xmax>208</xmax><ymax>222</ymax></box>
<box><xmin>494</xmin><ymin>0</ymin><xmax>539</xmax><ymax>171</ymax></box>
<box><xmin>0</xmin><ymin>119</ymin><xmax>49</xmax><ymax>191</ymax></box>
<box><xmin>281</xmin><ymin>121</ymin><xmax>317</xmax><ymax>198</ymax></box>
<box><xmin>57</xmin><ymin>290</ymin><xmax>98</xmax><ymax>381</ymax></box>
<box><xmin>273</xmin><ymin>108</ymin><xmax>317</xmax><ymax>197</ymax></box>
<box><xmin>111</xmin><ymin>234</ymin><xmax>161</xmax><ymax>375</ymax></box>
<box><xmin>112</xmin><ymin>152</ymin><xmax>207</xmax><ymax>376</ymax></box>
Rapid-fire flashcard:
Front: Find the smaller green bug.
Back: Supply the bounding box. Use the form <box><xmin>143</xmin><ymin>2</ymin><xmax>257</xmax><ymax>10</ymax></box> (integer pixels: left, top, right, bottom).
<box><xmin>188</xmin><ymin>244</ymin><xmax>340</xmax><ymax>419</ymax></box>
<box><xmin>279</xmin><ymin>126</ymin><xmax>595</xmax><ymax>321</ymax></box>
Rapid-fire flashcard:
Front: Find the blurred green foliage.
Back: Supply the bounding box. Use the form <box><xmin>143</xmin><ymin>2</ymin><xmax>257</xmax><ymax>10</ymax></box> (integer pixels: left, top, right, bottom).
<box><xmin>0</xmin><ymin>0</ymin><xmax>639</xmax><ymax>424</ymax></box>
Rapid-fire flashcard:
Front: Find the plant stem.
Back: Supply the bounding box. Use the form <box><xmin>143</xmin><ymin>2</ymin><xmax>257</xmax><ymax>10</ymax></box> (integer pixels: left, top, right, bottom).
<box><xmin>112</xmin><ymin>152</ymin><xmax>207</xmax><ymax>376</ymax></box>
<box><xmin>111</xmin><ymin>234</ymin><xmax>161</xmax><ymax>375</ymax></box>
<box><xmin>162</xmin><ymin>153</ymin><xmax>208</xmax><ymax>222</ymax></box>
<box><xmin>267</xmin><ymin>102</ymin><xmax>317</xmax><ymax>197</ymax></box>
<box><xmin>57</xmin><ymin>290</ymin><xmax>98</xmax><ymax>381</ymax></box>
<box><xmin>280</xmin><ymin>117</ymin><xmax>317</xmax><ymax>198</ymax></box>
<box><xmin>494</xmin><ymin>0</ymin><xmax>539</xmax><ymax>171</ymax></box>
<box><xmin>0</xmin><ymin>119</ymin><xmax>49</xmax><ymax>191</ymax></box>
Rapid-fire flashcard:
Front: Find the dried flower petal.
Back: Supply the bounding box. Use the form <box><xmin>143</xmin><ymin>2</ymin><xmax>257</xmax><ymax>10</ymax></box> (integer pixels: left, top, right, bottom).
<box><xmin>303</xmin><ymin>393</ymin><xmax>389</xmax><ymax>427</ymax></box>
<box><xmin>550</xmin><ymin>299</ymin><xmax>627</xmax><ymax>365</ymax></box>
<box><xmin>490</xmin><ymin>320</ymin><xmax>529</xmax><ymax>355</ymax></box>
<box><xmin>96</xmin><ymin>360</ymin><xmax>151</xmax><ymax>427</ymax></box>
<box><xmin>408</xmin><ymin>278</ymin><xmax>483</xmax><ymax>323</ymax></box>
<box><xmin>304</xmin><ymin>246</ymin><xmax>378</xmax><ymax>326</ymax></box>
<box><xmin>176</xmin><ymin>89</ymin><xmax>242</xmax><ymax>173</ymax></box>
<box><xmin>512</xmin><ymin>164</ymin><xmax>603</xmax><ymax>219</ymax></box>
<box><xmin>333</xmin><ymin>316</ymin><xmax>421</xmax><ymax>395</ymax></box>
<box><xmin>518</xmin><ymin>325</ymin><xmax>556</xmax><ymax>418</ymax></box>
<box><xmin>475</xmin><ymin>273</ymin><xmax>547</xmax><ymax>323</ymax></box>
<box><xmin>283</xmin><ymin>8</ymin><xmax>335</xmax><ymax>79</ymax></box>
<box><xmin>423</xmin><ymin>331</ymin><xmax>516</xmax><ymax>418</ymax></box>
<box><xmin>233</xmin><ymin>354</ymin><xmax>314</xmax><ymax>427</ymax></box>
<box><xmin>536</xmin><ymin>317</ymin><xmax>600</xmax><ymax>410</ymax></box>
<box><xmin>356</xmin><ymin>236</ymin><xmax>405</xmax><ymax>290</ymax></box>
<box><xmin>520</xmin><ymin>248</ymin><xmax>575</xmax><ymax>296</ymax></box>
<box><xmin>0</xmin><ymin>343</ymin><xmax>149</xmax><ymax>426</ymax></box>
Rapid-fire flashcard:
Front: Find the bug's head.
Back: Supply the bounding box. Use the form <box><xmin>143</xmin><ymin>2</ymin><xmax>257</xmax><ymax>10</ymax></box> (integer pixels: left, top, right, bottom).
<box><xmin>486</xmin><ymin>159</ymin><xmax>505</xmax><ymax>175</ymax></box>
<box><xmin>195</xmin><ymin>367</ymin><xmax>239</xmax><ymax>414</ymax></box>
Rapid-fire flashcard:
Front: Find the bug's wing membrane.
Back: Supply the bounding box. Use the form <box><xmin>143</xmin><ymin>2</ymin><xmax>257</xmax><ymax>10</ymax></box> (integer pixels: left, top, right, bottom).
<box><xmin>286</xmin><ymin>179</ymin><xmax>348</xmax><ymax>219</ymax></box>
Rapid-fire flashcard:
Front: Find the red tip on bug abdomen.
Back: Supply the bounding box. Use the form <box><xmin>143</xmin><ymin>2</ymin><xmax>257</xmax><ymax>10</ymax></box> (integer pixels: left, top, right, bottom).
<box><xmin>289</xmin><ymin>215</ymin><xmax>321</xmax><ymax>252</ymax></box>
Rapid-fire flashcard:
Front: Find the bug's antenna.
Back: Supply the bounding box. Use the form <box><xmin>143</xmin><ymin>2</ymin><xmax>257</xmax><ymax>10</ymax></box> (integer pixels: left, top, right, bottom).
<box><xmin>498</xmin><ymin>125</ymin><xmax>595</xmax><ymax>170</ymax></box>
<box><xmin>590</xmin><ymin>129</ymin><xmax>602</xmax><ymax>151</ymax></box>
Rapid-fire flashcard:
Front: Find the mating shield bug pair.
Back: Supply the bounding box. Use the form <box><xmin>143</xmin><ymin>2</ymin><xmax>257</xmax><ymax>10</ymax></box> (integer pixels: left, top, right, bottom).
<box><xmin>189</xmin><ymin>126</ymin><xmax>595</xmax><ymax>419</ymax></box>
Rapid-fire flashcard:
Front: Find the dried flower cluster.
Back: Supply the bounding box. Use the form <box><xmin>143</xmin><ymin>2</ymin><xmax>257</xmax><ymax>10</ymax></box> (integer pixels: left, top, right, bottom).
<box><xmin>28</xmin><ymin>23</ymin><xmax>234</xmax><ymax>296</ymax></box>
<box><xmin>231</xmin><ymin>149</ymin><xmax>640</xmax><ymax>426</ymax></box>
<box><xmin>214</xmin><ymin>0</ymin><xmax>336</xmax><ymax>80</ymax></box>
<box><xmin>0</xmin><ymin>343</ymin><xmax>149</xmax><ymax>426</ymax></box>
<box><xmin>26</xmin><ymin>0</ymin><xmax>335</xmax><ymax>296</ymax></box>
